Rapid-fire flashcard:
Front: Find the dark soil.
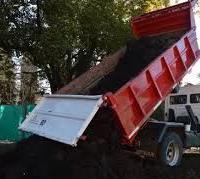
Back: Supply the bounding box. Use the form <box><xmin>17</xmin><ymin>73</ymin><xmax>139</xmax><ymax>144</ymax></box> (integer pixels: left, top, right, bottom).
<box><xmin>0</xmin><ymin>136</ymin><xmax>200</xmax><ymax>179</ymax></box>
<box><xmin>90</xmin><ymin>31</ymin><xmax>185</xmax><ymax>94</ymax></box>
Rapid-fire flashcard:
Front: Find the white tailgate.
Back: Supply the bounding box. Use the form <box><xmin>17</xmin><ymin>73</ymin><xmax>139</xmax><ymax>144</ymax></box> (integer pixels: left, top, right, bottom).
<box><xmin>19</xmin><ymin>95</ymin><xmax>103</xmax><ymax>146</ymax></box>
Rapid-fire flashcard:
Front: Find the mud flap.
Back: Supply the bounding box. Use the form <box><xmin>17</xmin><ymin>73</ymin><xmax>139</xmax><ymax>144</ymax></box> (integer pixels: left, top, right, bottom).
<box><xmin>19</xmin><ymin>95</ymin><xmax>103</xmax><ymax>146</ymax></box>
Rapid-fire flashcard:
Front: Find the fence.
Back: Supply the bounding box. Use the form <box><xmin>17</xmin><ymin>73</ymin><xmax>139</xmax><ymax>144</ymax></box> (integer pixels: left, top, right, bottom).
<box><xmin>0</xmin><ymin>104</ymin><xmax>35</xmax><ymax>142</ymax></box>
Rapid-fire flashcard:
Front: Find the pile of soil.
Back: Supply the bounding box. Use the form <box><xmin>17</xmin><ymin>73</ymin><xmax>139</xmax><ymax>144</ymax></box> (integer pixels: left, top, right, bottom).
<box><xmin>90</xmin><ymin>31</ymin><xmax>185</xmax><ymax>94</ymax></box>
<box><xmin>0</xmin><ymin>136</ymin><xmax>200</xmax><ymax>179</ymax></box>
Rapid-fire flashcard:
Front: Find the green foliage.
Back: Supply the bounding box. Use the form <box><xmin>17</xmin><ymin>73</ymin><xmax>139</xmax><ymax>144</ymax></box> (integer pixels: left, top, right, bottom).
<box><xmin>0</xmin><ymin>0</ymin><xmax>169</xmax><ymax>93</ymax></box>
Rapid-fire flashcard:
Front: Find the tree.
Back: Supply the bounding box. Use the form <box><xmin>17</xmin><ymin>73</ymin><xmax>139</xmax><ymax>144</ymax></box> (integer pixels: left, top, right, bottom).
<box><xmin>0</xmin><ymin>49</ymin><xmax>16</xmax><ymax>104</ymax></box>
<box><xmin>0</xmin><ymin>0</ymin><xmax>169</xmax><ymax>93</ymax></box>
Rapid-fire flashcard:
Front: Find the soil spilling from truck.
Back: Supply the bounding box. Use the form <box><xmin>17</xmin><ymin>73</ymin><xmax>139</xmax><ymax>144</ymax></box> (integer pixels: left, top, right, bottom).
<box><xmin>0</xmin><ymin>136</ymin><xmax>200</xmax><ymax>179</ymax></box>
<box><xmin>89</xmin><ymin>31</ymin><xmax>186</xmax><ymax>94</ymax></box>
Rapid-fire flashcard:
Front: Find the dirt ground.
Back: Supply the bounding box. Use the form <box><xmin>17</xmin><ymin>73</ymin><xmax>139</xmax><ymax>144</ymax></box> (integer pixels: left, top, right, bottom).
<box><xmin>0</xmin><ymin>136</ymin><xmax>200</xmax><ymax>179</ymax></box>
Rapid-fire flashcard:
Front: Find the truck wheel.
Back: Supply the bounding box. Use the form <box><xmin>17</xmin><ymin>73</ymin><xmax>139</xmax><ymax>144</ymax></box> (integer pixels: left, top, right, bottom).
<box><xmin>158</xmin><ymin>132</ymin><xmax>183</xmax><ymax>167</ymax></box>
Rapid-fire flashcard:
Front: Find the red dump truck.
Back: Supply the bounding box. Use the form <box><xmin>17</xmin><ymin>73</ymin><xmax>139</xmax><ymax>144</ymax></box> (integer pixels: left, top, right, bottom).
<box><xmin>20</xmin><ymin>0</ymin><xmax>200</xmax><ymax>166</ymax></box>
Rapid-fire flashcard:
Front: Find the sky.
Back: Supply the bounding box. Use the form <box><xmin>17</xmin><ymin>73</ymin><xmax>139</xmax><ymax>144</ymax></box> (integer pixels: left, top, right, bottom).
<box><xmin>182</xmin><ymin>61</ymin><xmax>200</xmax><ymax>85</ymax></box>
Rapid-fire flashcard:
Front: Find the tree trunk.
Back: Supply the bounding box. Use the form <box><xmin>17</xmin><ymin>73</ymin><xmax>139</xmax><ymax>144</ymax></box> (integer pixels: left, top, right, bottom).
<box><xmin>45</xmin><ymin>66</ymin><xmax>64</xmax><ymax>93</ymax></box>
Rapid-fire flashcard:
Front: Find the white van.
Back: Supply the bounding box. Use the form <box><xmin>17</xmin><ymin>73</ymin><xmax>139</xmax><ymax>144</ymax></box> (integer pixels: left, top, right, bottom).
<box><xmin>165</xmin><ymin>85</ymin><xmax>200</xmax><ymax>125</ymax></box>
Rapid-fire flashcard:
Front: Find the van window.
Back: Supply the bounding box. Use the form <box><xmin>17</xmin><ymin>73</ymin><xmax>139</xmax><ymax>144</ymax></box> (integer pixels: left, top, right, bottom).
<box><xmin>170</xmin><ymin>95</ymin><xmax>187</xmax><ymax>105</ymax></box>
<box><xmin>190</xmin><ymin>93</ymin><xmax>200</xmax><ymax>103</ymax></box>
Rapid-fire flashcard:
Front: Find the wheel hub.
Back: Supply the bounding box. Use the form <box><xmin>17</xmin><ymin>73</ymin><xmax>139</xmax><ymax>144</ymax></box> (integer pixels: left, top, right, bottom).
<box><xmin>166</xmin><ymin>141</ymin><xmax>179</xmax><ymax>166</ymax></box>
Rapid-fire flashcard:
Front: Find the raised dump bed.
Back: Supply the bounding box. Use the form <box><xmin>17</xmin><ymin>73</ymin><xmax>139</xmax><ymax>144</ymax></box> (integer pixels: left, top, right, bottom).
<box><xmin>20</xmin><ymin>1</ymin><xmax>200</xmax><ymax>146</ymax></box>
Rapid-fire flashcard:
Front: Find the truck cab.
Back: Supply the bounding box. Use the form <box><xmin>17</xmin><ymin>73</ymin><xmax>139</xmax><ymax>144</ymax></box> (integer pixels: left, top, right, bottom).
<box><xmin>165</xmin><ymin>85</ymin><xmax>200</xmax><ymax>133</ymax></box>
<box><xmin>165</xmin><ymin>85</ymin><xmax>200</xmax><ymax>125</ymax></box>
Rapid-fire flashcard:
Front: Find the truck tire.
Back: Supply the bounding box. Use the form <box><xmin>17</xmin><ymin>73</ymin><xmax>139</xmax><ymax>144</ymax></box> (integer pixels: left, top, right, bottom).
<box><xmin>158</xmin><ymin>132</ymin><xmax>183</xmax><ymax>167</ymax></box>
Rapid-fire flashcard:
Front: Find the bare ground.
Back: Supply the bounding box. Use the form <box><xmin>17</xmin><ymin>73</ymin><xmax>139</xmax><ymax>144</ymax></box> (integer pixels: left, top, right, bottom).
<box><xmin>0</xmin><ymin>136</ymin><xmax>199</xmax><ymax>179</ymax></box>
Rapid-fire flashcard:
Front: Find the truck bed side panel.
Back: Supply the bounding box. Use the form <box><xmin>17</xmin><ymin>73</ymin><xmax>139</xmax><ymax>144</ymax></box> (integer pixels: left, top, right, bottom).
<box><xmin>106</xmin><ymin>29</ymin><xmax>200</xmax><ymax>144</ymax></box>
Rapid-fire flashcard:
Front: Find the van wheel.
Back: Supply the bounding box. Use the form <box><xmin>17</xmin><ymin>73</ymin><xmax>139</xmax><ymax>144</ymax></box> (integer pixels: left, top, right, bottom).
<box><xmin>158</xmin><ymin>132</ymin><xmax>183</xmax><ymax>167</ymax></box>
